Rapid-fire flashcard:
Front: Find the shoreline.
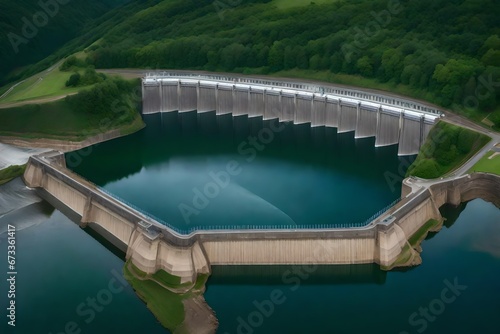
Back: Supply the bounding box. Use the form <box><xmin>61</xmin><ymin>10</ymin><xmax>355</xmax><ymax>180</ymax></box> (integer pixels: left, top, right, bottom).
<box><xmin>0</xmin><ymin>116</ymin><xmax>145</xmax><ymax>153</ymax></box>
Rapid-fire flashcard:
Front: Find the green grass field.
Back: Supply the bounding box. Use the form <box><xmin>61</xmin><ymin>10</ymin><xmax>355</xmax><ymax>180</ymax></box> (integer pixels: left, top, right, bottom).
<box><xmin>469</xmin><ymin>150</ymin><xmax>500</xmax><ymax>175</ymax></box>
<box><xmin>0</xmin><ymin>55</ymin><xmax>101</xmax><ymax>105</ymax></box>
<box><xmin>0</xmin><ymin>67</ymin><xmax>85</xmax><ymax>104</ymax></box>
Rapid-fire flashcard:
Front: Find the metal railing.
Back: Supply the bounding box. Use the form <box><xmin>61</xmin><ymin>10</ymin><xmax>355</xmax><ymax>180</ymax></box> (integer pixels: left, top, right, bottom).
<box><xmin>58</xmin><ymin>153</ymin><xmax>402</xmax><ymax>235</ymax></box>
<box><xmin>145</xmin><ymin>72</ymin><xmax>442</xmax><ymax>116</ymax></box>
<box><xmin>95</xmin><ymin>182</ymin><xmax>401</xmax><ymax>234</ymax></box>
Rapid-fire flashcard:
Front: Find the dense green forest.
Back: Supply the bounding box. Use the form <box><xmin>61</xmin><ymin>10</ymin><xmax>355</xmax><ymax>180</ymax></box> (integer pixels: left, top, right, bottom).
<box><xmin>75</xmin><ymin>0</ymin><xmax>500</xmax><ymax>124</ymax></box>
<box><xmin>2</xmin><ymin>0</ymin><xmax>500</xmax><ymax>126</ymax></box>
<box><xmin>0</xmin><ymin>0</ymin><xmax>131</xmax><ymax>80</ymax></box>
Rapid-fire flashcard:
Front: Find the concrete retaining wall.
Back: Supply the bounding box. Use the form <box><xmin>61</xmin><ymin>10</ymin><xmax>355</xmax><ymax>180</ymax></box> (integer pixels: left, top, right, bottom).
<box><xmin>23</xmin><ymin>152</ymin><xmax>500</xmax><ymax>273</ymax></box>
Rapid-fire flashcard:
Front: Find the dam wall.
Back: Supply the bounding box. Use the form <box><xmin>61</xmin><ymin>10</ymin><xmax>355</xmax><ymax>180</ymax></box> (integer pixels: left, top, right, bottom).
<box><xmin>23</xmin><ymin>153</ymin><xmax>210</xmax><ymax>284</ymax></box>
<box><xmin>23</xmin><ymin>152</ymin><xmax>500</xmax><ymax>273</ymax></box>
<box><xmin>142</xmin><ymin>76</ymin><xmax>440</xmax><ymax>156</ymax></box>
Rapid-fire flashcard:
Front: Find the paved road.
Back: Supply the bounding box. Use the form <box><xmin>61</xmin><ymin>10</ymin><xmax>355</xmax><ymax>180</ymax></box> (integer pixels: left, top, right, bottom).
<box><xmin>452</xmin><ymin>136</ymin><xmax>499</xmax><ymax>176</ymax></box>
<box><xmin>0</xmin><ymin>79</ymin><xmax>27</xmax><ymax>100</ymax></box>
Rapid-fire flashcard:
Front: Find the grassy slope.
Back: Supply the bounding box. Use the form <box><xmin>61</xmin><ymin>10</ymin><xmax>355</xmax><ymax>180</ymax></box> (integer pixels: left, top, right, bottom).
<box><xmin>469</xmin><ymin>150</ymin><xmax>500</xmax><ymax>175</ymax></box>
<box><xmin>124</xmin><ymin>262</ymin><xmax>211</xmax><ymax>333</ymax></box>
<box><xmin>0</xmin><ymin>164</ymin><xmax>26</xmax><ymax>186</ymax></box>
<box><xmin>152</xmin><ymin>270</ymin><xmax>193</xmax><ymax>289</ymax></box>
<box><xmin>0</xmin><ymin>97</ymin><xmax>144</xmax><ymax>140</ymax></box>
<box><xmin>0</xmin><ymin>65</ymin><xmax>91</xmax><ymax>104</ymax></box>
<box><xmin>406</xmin><ymin>122</ymin><xmax>491</xmax><ymax>179</ymax></box>
<box><xmin>408</xmin><ymin>219</ymin><xmax>440</xmax><ymax>248</ymax></box>
<box><xmin>124</xmin><ymin>263</ymin><xmax>185</xmax><ymax>331</ymax></box>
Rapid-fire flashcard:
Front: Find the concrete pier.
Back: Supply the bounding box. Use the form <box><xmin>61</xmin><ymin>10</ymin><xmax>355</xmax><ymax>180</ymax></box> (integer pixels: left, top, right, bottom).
<box><xmin>142</xmin><ymin>75</ymin><xmax>441</xmax><ymax>155</ymax></box>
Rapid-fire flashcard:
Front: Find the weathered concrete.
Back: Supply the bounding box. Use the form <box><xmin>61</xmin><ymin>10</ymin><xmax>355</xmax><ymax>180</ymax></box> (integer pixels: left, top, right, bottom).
<box><xmin>23</xmin><ymin>152</ymin><xmax>500</xmax><ymax>273</ymax></box>
<box><xmin>23</xmin><ymin>153</ymin><xmax>210</xmax><ymax>284</ymax></box>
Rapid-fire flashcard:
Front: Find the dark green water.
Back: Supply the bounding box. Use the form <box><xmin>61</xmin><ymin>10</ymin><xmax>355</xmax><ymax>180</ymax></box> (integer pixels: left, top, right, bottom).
<box><xmin>68</xmin><ymin>113</ymin><xmax>409</xmax><ymax>232</ymax></box>
<box><xmin>205</xmin><ymin>199</ymin><xmax>500</xmax><ymax>334</ymax></box>
<box><xmin>1</xmin><ymin>189</ymin><xmax>498</xmax><ymax>334</ymax></box>
<box><xmin>0</xmin><ymin>196</ymin><xmax>168</xmax><ymax>334</ymax></box>
<box><xmin>1</xmin><ymin>110</ymin><xmax>499</xmax><ymax>333</ymax></box>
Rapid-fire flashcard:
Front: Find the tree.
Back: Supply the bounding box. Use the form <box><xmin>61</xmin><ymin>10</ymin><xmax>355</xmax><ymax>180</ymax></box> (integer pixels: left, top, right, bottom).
<box><xmin>400</xmin><ymin>64</ymin><xmax>421</xmax><ymax>87</ymax></box>
<box><xmin>380</xmin><ymin>48</ymin><xmax>403</xmax><ymax>82</ymax></box>
<box><xmin>356</xmin><ymin>56</ymin><xmax>373</xmax><ymax>77</ymax></box>
<box><xmin>65</xmin><ymin>73</ymin><xmax>81</xmax><ymax>87</ymax></box>
<box><xmin>268</xmin><ymin>41</ymin><xmax>284</xmax><ymax>71</ymax></box>
<box><xmin>481</xmin><ymin>49</ymin><xmax>500</xmax><ymax>66</ymax></box>
<box><xmin>283</xmin><ymin>46</ymin><xmax>297</xmax><ymax>70</ymax></box>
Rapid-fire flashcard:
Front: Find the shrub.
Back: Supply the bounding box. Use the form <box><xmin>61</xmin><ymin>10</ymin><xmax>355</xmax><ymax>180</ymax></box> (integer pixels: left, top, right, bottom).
<box><xmin>60</xmin><ymin>56</ymin><xmax>86</xmax><ymax>71</ymax></box>
<box><xmin>65</xmin><ymin>73</ymin><xmax>81</xmax><ymax>87</ymax></box>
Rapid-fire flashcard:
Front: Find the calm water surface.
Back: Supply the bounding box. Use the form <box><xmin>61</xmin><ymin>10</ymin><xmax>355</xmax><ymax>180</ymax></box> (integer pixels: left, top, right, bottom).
<box><xmin>1</xmin><ymin>192</ymin><xmax>498</xmax><ymax>334</ymax></box>
<box><xmin>0</xmin><ymin>191</ymin><xmax>168</xmax><ymax>333</ymax></box>
<box><xmin>205</xmin><ymin>199</ymin><xmax>500</xmax><ymax>334</ymax></box>
<box><xmin>68</xmin><ymin>113</ymin><xmax>409</xmax><ymax>231</ymax></box>
<box><xmin>1</xmin><ymin>112</ymin><xmax>498</xmax><ymax>334</ymax></box>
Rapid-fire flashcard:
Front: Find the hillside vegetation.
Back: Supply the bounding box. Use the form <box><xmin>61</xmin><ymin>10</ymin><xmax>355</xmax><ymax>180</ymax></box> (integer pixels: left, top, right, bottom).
<box><xmin>406</xmin><ymin>122</ymin><xmax>491</xmax><ymax>179</ymax></box>
<box><xmin>1</xmin><ymin>0</ymin><xmax>499</xmax><ymax>142</ymax></box>
<box><xmin>0</xmin><ymin>0</ymin><xmax>129</xmax><ymax>81</ymax></box>
<box><xmin>0</xmin><ymin>76</ymin><xmax>143</xmax><ymax>139</ymax></box>
<box><xmin>68</xmin><ymin>0</ymin><xmax>500</xmax><ymax>126</ymax></box>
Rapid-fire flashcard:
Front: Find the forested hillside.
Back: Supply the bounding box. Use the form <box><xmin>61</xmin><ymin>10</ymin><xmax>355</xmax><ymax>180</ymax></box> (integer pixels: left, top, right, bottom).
<box><xmin>0</xmin><ymin>0</ymin><xmax>129</xmax><ymax>80</ymax></box>
<box><xmin>3</xmin><ymin>0</ymin><xmax>500</xmax><ymax>125</ymax></box>
<box><xmin>83</xmin><ymin>0</ymin><xmax>500</xmax><ymax>123</ymax></box>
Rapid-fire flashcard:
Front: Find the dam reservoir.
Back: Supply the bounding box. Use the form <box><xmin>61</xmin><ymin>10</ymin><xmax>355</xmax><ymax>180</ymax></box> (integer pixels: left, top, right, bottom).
<box><xmin>67</xmin><ymin>112</ymin><xmax>409</xmax><ymax>231</ymax></box>
<box><xmin>4</xmin><ymin>75</ymin><xmax>498</xmax><ymax>333</ymax></box>
<box><xmin>1</xmin><ymin>180</ymin><xmax>499</xmax><ymax>333</ymax></box>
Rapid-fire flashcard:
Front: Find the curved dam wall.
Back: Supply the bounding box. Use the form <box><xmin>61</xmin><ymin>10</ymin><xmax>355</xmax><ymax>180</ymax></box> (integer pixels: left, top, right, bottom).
<box><xmin>23</xmin><ymin>152</ymin><xmax>500</xmax><ymax>279</ymax></box>
<box><xmin>142</xmin><ymin>76</ymin><xmax>440</xmax><ymax>156</ymax></box>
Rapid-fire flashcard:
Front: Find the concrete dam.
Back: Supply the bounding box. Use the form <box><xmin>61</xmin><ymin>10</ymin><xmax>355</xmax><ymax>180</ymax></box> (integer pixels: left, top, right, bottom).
<box><xmin>142</xmin><ymin>74</ymin><xmax>441</xmax><ymax>156</ymax></box>
<box><xmin>23</xmin><ymin>150</ymin><xmax>500</xmax><ymax>284</ymax></box>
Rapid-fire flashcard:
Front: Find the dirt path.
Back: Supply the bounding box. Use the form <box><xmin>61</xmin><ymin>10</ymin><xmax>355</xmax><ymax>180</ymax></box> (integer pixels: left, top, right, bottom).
<box><xmin>0</xmin><ymin>93</ymin><xmax>77</xmax><ymax>109</ymax></box>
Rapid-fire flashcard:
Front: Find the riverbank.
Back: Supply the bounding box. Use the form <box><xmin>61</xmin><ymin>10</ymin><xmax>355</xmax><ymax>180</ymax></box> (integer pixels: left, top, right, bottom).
<box><xmin>124</xmin><ymin>262</ymin><xmax>217</xmax><ymax>334</ymax></box>
<box><xmin>0</xmin><ymin>114</ymin><xmax>144</xmax><ymax>152</ymax></box>
<box><xmin>0</xmin><ymin>164</ymin><xmax>26</xmax><ymax>185</ymax></box>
